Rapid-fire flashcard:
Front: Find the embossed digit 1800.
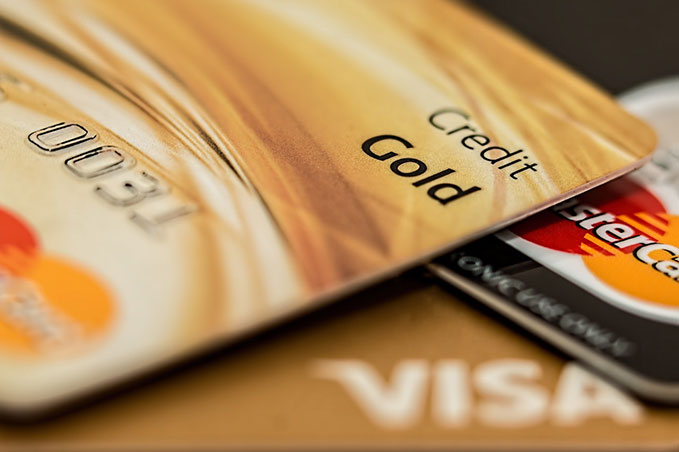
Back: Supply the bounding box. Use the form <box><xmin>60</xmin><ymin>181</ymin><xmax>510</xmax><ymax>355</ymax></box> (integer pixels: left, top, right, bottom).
<box><xmin>28</xmin><ymin>122</ymin><xmax>196</xmax><ymax>235</ymax></box>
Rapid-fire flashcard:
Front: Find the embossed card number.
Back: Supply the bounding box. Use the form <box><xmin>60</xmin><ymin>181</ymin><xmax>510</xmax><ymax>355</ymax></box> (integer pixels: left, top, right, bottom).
<box><xmin>28</xmin><ymin>122</ymin><xmax>196</xmax><ymax>235</ymax></box>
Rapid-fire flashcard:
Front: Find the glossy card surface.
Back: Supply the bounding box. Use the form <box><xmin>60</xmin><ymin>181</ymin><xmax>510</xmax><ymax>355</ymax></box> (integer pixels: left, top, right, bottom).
<box><xmin>0</xmin><ymin>0</ymin><xmax>654</xmax><ymax>413</ymax></box>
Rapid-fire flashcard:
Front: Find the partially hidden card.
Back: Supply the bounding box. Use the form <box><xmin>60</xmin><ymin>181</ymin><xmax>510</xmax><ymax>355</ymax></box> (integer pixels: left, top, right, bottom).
<box><xmin>0</xmin><ymin>0</ymin><xmax>654</xmax><ymax>414</ymax></box>
<box><xmin>432</xmin><ymin>78</ymin><xmax>679</xmax><ymax>402</ymax></box>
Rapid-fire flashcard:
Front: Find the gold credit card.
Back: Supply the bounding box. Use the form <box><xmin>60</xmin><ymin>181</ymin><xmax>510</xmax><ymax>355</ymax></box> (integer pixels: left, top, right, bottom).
<box><xmin>0</xmin><ymin>0</ymin><xmax>654</xmax><ymax>413</ymax></box>
<box><xmin>1</xmin><ymin>274</ymin><xmax>677</xmax><ymax>451</ymax></box>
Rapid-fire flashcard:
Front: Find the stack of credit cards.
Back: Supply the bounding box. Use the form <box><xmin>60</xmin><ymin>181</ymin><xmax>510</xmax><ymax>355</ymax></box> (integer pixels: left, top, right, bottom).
<box><xmin>0</xmin><ymin>0</ymin><xmax>676</xmax><ymax>449</ymax></box>
<box><xmin>433</xmin><ymin>78</ymin><xmax>679</xmax><ymax>402</ymax></box>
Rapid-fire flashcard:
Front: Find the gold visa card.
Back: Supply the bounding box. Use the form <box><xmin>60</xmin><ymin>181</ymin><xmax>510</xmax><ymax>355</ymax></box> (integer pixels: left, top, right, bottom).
<box><xmin>1</xmin><ymin>273</ymin><xmax>676</xmax><ymax>451</ymax></box>
<box><xmin>0</xmin><ymin>0</ymin><xmax>655</xmax><ymax>413</ymax></box>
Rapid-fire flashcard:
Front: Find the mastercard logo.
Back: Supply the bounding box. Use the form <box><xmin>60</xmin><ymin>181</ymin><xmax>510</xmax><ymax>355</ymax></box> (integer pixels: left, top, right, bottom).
<box><xmin>511</xmin><ymin>178</ymin><xmax>679</xmax><ymax>312</ymax></box>
<box><xmin>0</xmin><ymin>207</ymin><xmax>113</xmax><ymax>355</ymax></box>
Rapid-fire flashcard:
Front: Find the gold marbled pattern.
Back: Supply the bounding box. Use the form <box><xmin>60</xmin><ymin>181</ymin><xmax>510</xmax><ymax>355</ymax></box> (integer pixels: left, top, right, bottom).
<box><xmin>0</xmin><ymin>0</ymin><xmax>655</xmax><ymax>410</ymax></box>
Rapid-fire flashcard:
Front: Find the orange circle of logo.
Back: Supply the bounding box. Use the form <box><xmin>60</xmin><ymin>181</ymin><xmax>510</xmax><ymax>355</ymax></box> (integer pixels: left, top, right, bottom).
<box><xmin>581</xmin><ymin>215</ymin><xmax>679</xmax><ymax>308</ymax></box>
<box><xmin>511</xmin><ymin>179</ymin><xmax>679</xmax><ymax>313</ymax></box>
<box><xmin>0</xmin><ymin>207</ymin><xmax>114</xmax><ymax>355</ymax></box>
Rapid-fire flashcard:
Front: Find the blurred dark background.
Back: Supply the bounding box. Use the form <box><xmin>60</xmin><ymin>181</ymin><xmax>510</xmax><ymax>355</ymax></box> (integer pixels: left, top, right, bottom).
<box><xmin>473</xmin><ymin>0</ymin><xmax>679</xmax><ymax>94</ymax></box>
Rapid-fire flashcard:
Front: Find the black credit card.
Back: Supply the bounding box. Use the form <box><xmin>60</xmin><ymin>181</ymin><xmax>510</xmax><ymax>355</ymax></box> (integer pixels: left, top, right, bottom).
<box><xmin>431</xmin><ymin>78</ymin><xmax>679</xmax><ymax>402</ymax></box>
